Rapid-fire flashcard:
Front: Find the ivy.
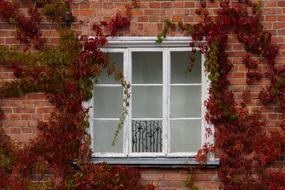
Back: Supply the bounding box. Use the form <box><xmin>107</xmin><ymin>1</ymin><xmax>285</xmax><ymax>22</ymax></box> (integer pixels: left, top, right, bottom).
<box><xmin>158</xmin><ymin>0</ymin><xmax>285</xmax><ymax>189</ymax></box>
<box><xmin>1</xmin><ymin>0</ymin><xmax>285</xmax><ymax>189</ymax></box>
<box><xmin>0</xmin><ymin>1</ymin><xmax>154</xmax><ymax>189</ymax></box>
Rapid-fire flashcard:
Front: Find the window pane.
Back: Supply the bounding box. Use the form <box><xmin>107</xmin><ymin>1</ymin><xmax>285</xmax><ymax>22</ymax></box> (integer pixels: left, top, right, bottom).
<box><xmin>132</xmin><ymin>86</ymin><xmax>162</xmax><ymax>118</ymax></box>
<box><xmin>170</xmin><ymin>86</ymin><xmax>201</xmax><ymax>118</ymax></box>
<box><xmin>132</xmin><ymin>120</ymin><xmax>162</xmax><ymax>152</ymax></box>
<box><xmin>170</xmin><ymin>120</ymin><xmax>201</xmax><ymax>152</ymax></box>
<box><xmin>132</xmin><ymin>52</ymin><xmax>162</xmax><ymax>84</ymax></box>
<box><xmin>171</xmin><ymin>52</ymin><xmax>201</xmax><ymax>83</ymax></box>
<box><xmin>97</xmin><ymin>53</ymin><xmax>123</xmax><ymax>84</ymax></box>
<box><xmin>93</xmin><ymin>120</ymin><xmax>123</xmax><ymax>153</ymax></box>
<box><xmin>94</xmin><ymin>87</ymin><xmax>122</xmax><ymax>118</ymax></box>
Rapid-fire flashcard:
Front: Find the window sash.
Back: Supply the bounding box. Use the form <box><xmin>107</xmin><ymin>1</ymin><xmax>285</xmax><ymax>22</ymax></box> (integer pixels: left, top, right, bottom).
<box><xmin>87</xmin><ymin>40</ymin><xmax>211</xmax><ymax>158</ymax></box>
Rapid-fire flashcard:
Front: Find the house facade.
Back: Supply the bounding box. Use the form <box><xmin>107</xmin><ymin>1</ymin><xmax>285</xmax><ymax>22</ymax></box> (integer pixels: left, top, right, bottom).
<box><xmin>0</xmin><ymin>0</ymin><xmax>284</xmax><ymax>189</ymax></box>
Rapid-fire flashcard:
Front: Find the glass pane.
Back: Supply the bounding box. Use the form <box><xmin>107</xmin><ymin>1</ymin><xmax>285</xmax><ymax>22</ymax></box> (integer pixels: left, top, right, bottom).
<box><xmin>97</xmin><ymin>53</ymin><xmax>123</xmax><ymax>84</ymax></box>
<box><xmin>94</xmin><ymin>87</ymin><xmax>122</xmax><ymax>118</ymax></box>
<box><xmin>170</xmin><ymin>120</ymin><xmax>201</xmax><ymax>152</ymax></box>
<box><xmin>132</xmin><ymin>120</ymin><xmax>162</xmax><ymax>152</ymax></box>
<box><xmin>132</xmin><ymin>52</ymin><xmax>162</xmax><ymax>84</ymax></box>
<box><xmin>170</xmin><ymin>86</ymin><xmax>201</xmax><ymax>118</ymax></box>
<box><xmin>132</xmin><ymin>86</ymin><xmax>162</xmax><ymax>118</ymax></box>
<box><xmin>93</xmin><ymin>120</ymin><xmax>123</xmax><ymax>153</ymax></box>
<box><xmin>171</xmin><ymin>52</ymin><xmax>201</xmax><ymax>83</ymax></box>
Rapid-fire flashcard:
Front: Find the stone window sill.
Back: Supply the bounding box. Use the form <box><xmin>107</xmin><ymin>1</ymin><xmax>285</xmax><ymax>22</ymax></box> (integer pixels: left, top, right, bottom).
<box><xmin>91</xmin><ymin>157</ymin><xmax>219</xmax><ymax>168</ymax></box>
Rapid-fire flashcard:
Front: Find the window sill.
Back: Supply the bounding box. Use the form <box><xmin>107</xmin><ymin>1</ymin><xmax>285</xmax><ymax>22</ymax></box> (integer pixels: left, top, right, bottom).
<box><xmin>91</xmin><ymin>157</ymin><xmax>219</xmax><ymax>168</ymax></box>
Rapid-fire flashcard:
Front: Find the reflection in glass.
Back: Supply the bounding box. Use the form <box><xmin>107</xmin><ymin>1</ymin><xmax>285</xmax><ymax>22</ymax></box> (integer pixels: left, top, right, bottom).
<box><xmin>170</xmin><ymin>120</ymin><xmax>201</xmax><ymax>152</ymax></box>
<box><xmin>170</xmin><ymin>86</ymin><xmax>201</xmax><ymax>118</ymax></box>
<box><xmin>93</xmin><ymin>120</ymin><xmax>123</xmax><ymax>153</ymax></box>
<box><xmin>94</xmin><ymin>87</ymin><xmax>122</xmax><ymax>118</ymax></box>
<box><xmin>97</xmin><ymin>53</ymin><xmax>123</xmax><ymax>84</ymax></box>
<box><xmin>132</xmin><ymin>52</ymin><xmax>163</xmax><ymax>84</ymax></box>
<box><xmin>132</xmin><ymin>86</ymin><xmax>162</xmax><ymax>118</ymax></box>
<box><xmin>171</xmin><ymin>52</ymin><xmax>201</xmax><ymax>83</ymax></box>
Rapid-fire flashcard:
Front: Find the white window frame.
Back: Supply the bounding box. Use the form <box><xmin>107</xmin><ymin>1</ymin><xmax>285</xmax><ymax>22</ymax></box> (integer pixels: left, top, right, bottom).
<box><xmin>84</xmin><ymin>36</ymin><xmax>213</xmax><ymax>158</ymax></box>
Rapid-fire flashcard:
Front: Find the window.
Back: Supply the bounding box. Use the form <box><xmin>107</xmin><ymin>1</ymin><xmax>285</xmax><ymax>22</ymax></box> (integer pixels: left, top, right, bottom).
<box><xmin>84</xmin><ymin>37</ymin><xmax>212</xmax><ymax>160</ymax></box>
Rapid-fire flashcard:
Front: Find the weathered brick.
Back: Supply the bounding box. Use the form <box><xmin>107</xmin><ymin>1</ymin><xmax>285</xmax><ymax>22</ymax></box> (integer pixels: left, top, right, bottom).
<box><xmin>14</xmin><ymin>108</ymin><xmax>35</xmax><ymax>113</ymax></box>
<box><xmin>0</xmin><ymin>1</ymin><xmax>284</xmax><ymax>189</ymax></box>
<box><xmin>150</xmin><ymin>2</ymin><xmax>160</xmax><ymax>9</ymax></box>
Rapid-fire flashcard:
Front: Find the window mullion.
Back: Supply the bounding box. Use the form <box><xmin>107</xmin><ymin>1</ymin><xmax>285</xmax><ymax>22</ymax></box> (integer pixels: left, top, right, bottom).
<box><xmin>201</xmin><ymin>53</ymin><xmax>213</xmax><ymax>145</ymax></box>
<box><xmin>124</xmin><ymin>49</ymin><xmax>131</xmax><ymax>156</ymax></box>
<box><xmin>126</xmin><ymin>49</ymin><xmax>133</xmax><ymax>155</ymax></box>
<box><xmin>163</xmin><ymin>48</ymin><xmax>170</xmax><ymax>156</ymax></box>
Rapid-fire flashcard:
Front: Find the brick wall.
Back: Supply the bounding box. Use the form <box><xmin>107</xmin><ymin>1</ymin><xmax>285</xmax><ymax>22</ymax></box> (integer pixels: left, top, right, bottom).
<box><xmin>140</xmin><ymin>168</ymin><xmax>219</xmax><ymax>190</ymax></box>
<box><xmin>1</xmin><ymin>0</ymin><xmax>285</xmax><ymax>189</ymax></box>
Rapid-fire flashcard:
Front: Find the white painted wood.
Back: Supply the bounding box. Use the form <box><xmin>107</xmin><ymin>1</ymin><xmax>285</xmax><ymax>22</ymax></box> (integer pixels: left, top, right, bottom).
<box><xmin>128</xmin><ymin>47</ymin><xmax>164</xmax><ymax>52</ymax></box>
<box><xmin>92</xmin><ymin>153</ymin><xmax>127</xmax><ymax>157</ymax></box>
<box><xmin>166</xmin><ymin>152</ymin><xmax>197</xmax><ymax>157</ymax></box>
<box><xmin>170</xmin><ymin>83</ymin><xmax>202</xmax><ymax>86</ymax></box>
<box><xmin>132</xmin><ymin>118</ymin><xmax>163</xmax><ymax>120</ymax></box>
<box><xmin>201</xmin><ymin>52</ymin><xmax>214</xmax><ymax>160</ymax></box>
<box><xmin>127</xmin><ymin>48</ymin><xmax>133</xmax><ymax>155</ymax></box>
<box><xmin>170</xmin><ymin>117</ymin><xmax>201</xmax><ymax>120</ymax></box>
<box><xmin>86</xmin><ymin>37</ymin><xmax>211</xmax><ymax>159</ymax></box>
<box><xmin>132</xmin><ymin>84</ymin><xmax>163</xmax><ymax>86</ymax></box>
<box><xmin>92</xmin><ymin>118</ymin><xmax>120</xmax><ymax>121</ymax></box>
<box><xmin>123</xmin><ymin>49</ymin><xmax>129</xmax><ymax>155</ymax></box>
<box><xmin>82</xmin><ymin>94</ymin><xmax>94</xmax><ymax>151</ymax></box>
<box><xmin>105</xmin><ymin>37</ymin><xmax>194</xmax><ymax>48</ymax></box>
<box><xmin>162</xmin><ymin>48</ymin><xmax>168</xmax><ymax>155</ymax></box>
<box><xmin>95</xmin><ymin>84</ymin><xmax>122</xmax><ymax>87</ymax></box>
<box><xmin>128</xmin><ymin>152</ymin><xmax>166</xmax><ymax>157</ymax></box>
<box><xmin>166</xmin><ymin>48</ymin><xmax>171</xmax><ymax>155</ymax></box>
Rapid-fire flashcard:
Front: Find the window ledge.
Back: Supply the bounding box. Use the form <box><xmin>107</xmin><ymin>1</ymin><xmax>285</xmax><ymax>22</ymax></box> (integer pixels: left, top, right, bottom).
<box><xmin>91</xmin><ymin>157</ymin><xmax>219</xmax><ymax>168</ymax></box>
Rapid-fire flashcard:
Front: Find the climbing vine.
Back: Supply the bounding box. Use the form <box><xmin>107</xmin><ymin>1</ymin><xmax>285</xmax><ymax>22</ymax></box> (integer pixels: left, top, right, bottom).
<box><xmin>0</xmin><ymin>0</ymin><xmax>285</xmax><ymax>189</ymax></box>
<box><xmin>0</xmin><ymin>0</ymin><xmax>153</xmax><ymax>189</ymax></box>
<box><xmin>157</xmin><ymin>0</ymin><xmax>285</xmax><ymax>189</ymax></box>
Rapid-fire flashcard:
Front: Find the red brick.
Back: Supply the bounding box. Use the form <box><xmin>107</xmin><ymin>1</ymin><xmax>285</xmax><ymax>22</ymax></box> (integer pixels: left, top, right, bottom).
<box><xmin>144</xmin><ymin>9</ymin><xmax>162</xmax><ymax>15</ymax></box>
<box><xmin>103</xmin><ymin>3</ymin><xmax>113</xmax><ymax>9</ymax></box>
<box><xmin>5</xmin><ymin>38</ymin><xmax>17</xmax><ymax>44</ymax></box>
<box><xmin>173</xmin><ymin>2</ymin><xmax>184</xmax><ymax>8</ymax></box>
<box><xmin>141</xmin><ymin>173</ymin><xmax>164</xmax><ymax>181</ymax></box>
<box><xmin>185</xmin><ymin>2</ymin><xmax>195</xmax><ymax>8</ymax></box>
<box><xmin>2</xmin><ymin>108</ymin><xmax>13</xmax><ymax>113</ymax></box>
<box><xmin>5</xmin><ymin>114</ymin><xmax>21</xmax><ymax>120</ymax></box>
<box><xmin>14</xmin><ymin>108</ymin><xmax>35</xmax><ymax>113</ymax></box>
<box><xmin>6</xmin><ymin>121</ymin><xmax>26</xmax><ymax>128</ymax></box>
<box><xmin>158</xmin><ymin>180</ymin><xmax>185</xmax><ymax>188</ymax></box>
<box><xmin>73</xmin><ymin>9</ymin><xmax>95</xmax><ymax>16</ymax></box>
<box><xmin>138</xmin><ymin>16</ymin><xmax>148</xmax><ymax>22</ymax></box>
<box><xmin>266</xmin><ymin>16</ymin><xmax>276</xmax><ymax>21</ymax></box>
<box><xmin>164</xmin><ymin>173</ymin><xmax>188</xmax><ymax>181</ymax></box>
<box><xmin>278</xmin><ymin>1</ymin><xmax>285</xmax><ymax>7</ymax></box>
<box><xmin>278</xmin><ymin>15</ymin><xmax>285</xmax><ymax>21</ymax></box>
<box><xmin>36</xmin><ymin>107</ymin><xmax>55</xmax><ymax>114</ymax></box>
<box><xmin>150</xmin><ymin>3</ymin><xmax>160</xmax><ymax>9</ymax></box>
<box><xmin>149</xmin><ymin>16</ymin><xmax>159</xmax><ymax>22</ymax></box>
<box><xmin>10</xmin><ymin>101</ymin><xmax>33</xmax><ymax>107</ymax></box>
<box><xmin>10</xmin><ymin>127</ymin><xmax>22</xmax><ymax>134</ymax></box>
<box><xmin>172</xmin><ymin>15</ymin><xmax>182</xmax><ymax>22</ymax></box>
<box><xmin>27</xmin><ymin>120</ymin><xmax>38</xmax><ymax>127</ymax></box>
<box><xmin>161</xmin><ymin>2</ymin><xmax>172</xmax><ymax>9</ymax></box>
<box><xmin>22</xmin><ymin>127</ymin><xmax>33</xmax><ymax>133</ymax></box>
<box><xmin>33</xmin><ymin>101</ymin><xmax>52</xmax><ymax>106</ymax></box>
<box><xmin>0</xmin><ymin>2</ymin><xmax>284</xmax><ymax>189</ymax></box>
<box><xmin>25</xmin><ymin>93</ymin><xmax>46</xmax><ymax>100</ymax></box>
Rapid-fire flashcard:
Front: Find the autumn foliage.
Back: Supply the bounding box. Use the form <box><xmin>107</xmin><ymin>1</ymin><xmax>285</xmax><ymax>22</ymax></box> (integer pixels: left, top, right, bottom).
<box><xmin>185</xmin><ymin>0</ymin><xmax>285</xmax><ymax>189</ymax></box>
<box><xmin>0</xmin><ymin>0</ymin><xmax>285</xmax><ymax>190</ymax></box>
<box><xmin>0</xmin><ymin>0</ymin><xmax>154</xmax><ymax>189</ymax></box>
